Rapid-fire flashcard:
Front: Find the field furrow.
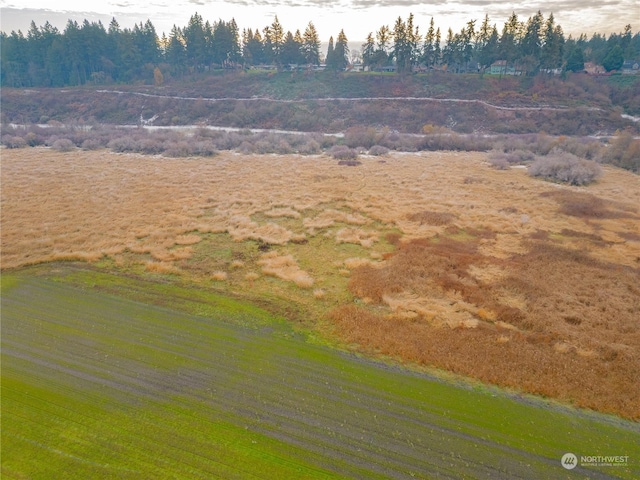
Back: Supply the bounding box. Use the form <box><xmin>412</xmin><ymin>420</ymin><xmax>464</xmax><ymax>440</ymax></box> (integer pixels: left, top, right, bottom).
<box><xmin>2</xmin><ymin>268</ymin><xmax>638</xmax><ymax>479</ymax></box>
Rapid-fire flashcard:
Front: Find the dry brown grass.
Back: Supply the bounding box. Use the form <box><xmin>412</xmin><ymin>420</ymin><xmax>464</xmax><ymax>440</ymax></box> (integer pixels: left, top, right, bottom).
<box><xmin>342</xmin><ymin>231</ymin><xmax>640</xmax><ymax>418</ymax></box>
<box><xmin>3</xmin><ymin>147</ymin><xmax>640</xmax><ymax>418</ymax></box>
<box><xmin>406</xmin><ymin>210</ymin><xmax>456</xmax><ymax>226</ymax></box>
<box><xmin>257</xmin><ymin>251</ymin><xmax>314</xmax><ymax>288</ymax></box>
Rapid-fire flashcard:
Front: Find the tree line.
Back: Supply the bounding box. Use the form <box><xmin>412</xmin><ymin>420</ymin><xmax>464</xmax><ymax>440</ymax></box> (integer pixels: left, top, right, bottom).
<box><xmin>1</xmin><ymin>11</ymin><xmax>638</xmax><ymax>87</ymax></box>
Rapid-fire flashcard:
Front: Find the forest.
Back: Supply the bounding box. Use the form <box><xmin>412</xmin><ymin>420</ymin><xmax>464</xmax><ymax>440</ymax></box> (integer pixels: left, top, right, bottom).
<box><xmin>1</xmin><ymin>11</ymin><xmax>639</xmax><ymax>87</ymax></box>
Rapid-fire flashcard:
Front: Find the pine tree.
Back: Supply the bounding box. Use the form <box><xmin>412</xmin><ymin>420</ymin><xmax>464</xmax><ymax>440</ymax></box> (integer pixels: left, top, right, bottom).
<box><xmin>392</xmin><ymin>16</ymin><xmax>408</xmax><ymax>73</ymax></box>
<box><xmin>540</xmin><ymin>14</ymin><xmax>564</xmax><ymax>71</ymax></box>
<box><xmin>183</xmin><ymin>13</ymin><xmax>206</xmax><ymax>71</ymax></box>
<box><xmin>362</xmin><ymin>32</ymin><xmax>376</xmax><ymax>68</ymax></box>
<box><xmin>434</xmin><ymin>28</ymin><xmax>442</xmax><ymax>67</ymax></box>
<box><xmin>269</xmin><ymin>16</ymin><xmax>284</xmax><ymax>66</ymax></box>
<box><xmin>166</xmin><ymin>25</ymin><xmax>186</xmax><ymax>75</ymax></box>
<box><xmin>334</xmin><ymin>29</ymin><xmax>349</xmax><ymax>70</ymax></box>
<box><xmin>565</xmin><ymin>46</ymin><xmax>585</xmax><ymax>72</ymax></box>
<box><xmin>422</xmin><ymin>18</ymin><xmax>435</xmax><ymax>67</ymax></box>
<box><xmin>281</xmin><ymin>31</ymin><xmax>302</xmax><ymax>65</ymax></box>
<box><xmin>368</xmin><ymin>25</ymin><xmax>390</xmax><ymax>68</ymax></box>
<box><xmin>325</xmin><ymin>36</ymin><xmax>335</xmax><ymax>68</ymax></box>
<box><xmin>499</xmin><ymin>12</ymin><xmax>522</xmax><ymax>63</ymax></box>
<box><xmin>301</xmin><ymin>22</ymin><xmax>320</xmax><ymax>65</ymax></box>
<box><xmin>602</xmin><ymin>44</ymin><xmax>624</xmax><ymax>71</ymax></box>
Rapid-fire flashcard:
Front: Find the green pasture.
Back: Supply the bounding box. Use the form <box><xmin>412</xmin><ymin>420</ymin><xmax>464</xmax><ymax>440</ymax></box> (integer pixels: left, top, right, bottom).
<box><xmin>2</xmin><ymin>264</ymin><xmax>639</xmax><ymax>479</ymax></box>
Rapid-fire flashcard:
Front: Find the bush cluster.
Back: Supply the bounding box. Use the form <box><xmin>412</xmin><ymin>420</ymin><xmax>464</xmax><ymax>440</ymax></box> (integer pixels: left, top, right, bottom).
<box><xmin>0</xmin><ymin>125</ymin><xmax>337</xmax><ymax>158</ymax></box>
<box><xmin>1</xmin><ymin>124</ymin><xmax>638</xmax><ymax>177</ymax></box>
<box><xmin>529</xmin><ymin>152</ymin><xmax>603</xmax><ymax>185</ymax></box>
<box><xmin>328</xmin><ymin>145</ymin><xmax>358</xmax><ymax>160</ymax></box>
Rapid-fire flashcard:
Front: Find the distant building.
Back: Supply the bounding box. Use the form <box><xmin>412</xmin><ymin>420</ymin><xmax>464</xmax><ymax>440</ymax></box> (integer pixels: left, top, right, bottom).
<box><xmin>489</xmin><ymin>60</ymin><xmax>522</xmax><ymax>76</ymax></box>
<box><xmin>622</xmin><ymin>61</ymin><xmax>640</xmax><ymax>74</ymax></box>
<box><xmin>584</xmin><ymin>62</ymin><xmax>605</xmax><ymax>75</ymax></box>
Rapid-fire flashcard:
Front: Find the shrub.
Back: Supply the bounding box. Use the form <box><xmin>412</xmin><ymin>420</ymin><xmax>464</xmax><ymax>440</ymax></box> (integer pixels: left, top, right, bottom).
<box><xmin>163</xmin><ymin>141</ymin><xmax>192</xmax><ymax>157</ymax></box>
<box><xmin>254</xmin><ymin>140</ymin><xmax>274</xmax><ymax>154</ymax></box>
<box><xmin>51</xmin><ymin>138</ymin><xmax>76</xmax><ymax>152</ymax></box>
<box><xmin>600</xmin><ymin>132</ymin><xmax>640</xmax><ymax>173</ymax></box>
<box><xmin>24</xmin><ymin>131</ymin><xmax>44</xmax><ymax>146</ymax></box>
<box><xmin>108</xmin><ymin>136</ymin><xmax>138</xmax><ymax>152</ymax></box>
<box><xmin>274</xmin><ymin>139</ymin><xmax>293</xmax><ymax>154</ymax></box>
<box><xmin>2</xmin><ymin>135</ymin><xmax>27</xmax><ymax>148</ymax></box>
<box><xmin>344</xmin><ymin>126</ymin><xmax>381</xmax><ymax>149</ymax></box>
<box><xmin>487</xmin><ymin>152</ymin><xmax>510</xmax><ymax>170</ymax></box>
<box><xmin>238</xmin><ymin>140</ymin><xmax>254</xmax><ymax>154</ymax></box>
<box><xmin>329</xmin><ymin>145</ymin><xmax>358</xmax><ymax>160</ymax></box>
<box><xmin>214</xmin><ymin>132</ymin><xmax>244</xmax><ymax>150</ymax></box>
<box><xmin>192</xmin><ymin>141</ymin><xmax>218</xmax><ymax>157</ymax></box>
<box><xmin>529</xmin><ymin>152</ymin><xmax>603</xmax><ymax>185</ymax></box>
<box><xmin>368</xmin><ymin>145</ymin><xmax>389</xmax><ymax>156</ymax></box>
<box><xmin>81</xmin><ymin>138</ymin><xmax>103</xmax><ymax>150</ymax></box>
<box><xmin>297</xmin><ymin>139</ymin><xmax>321</xmax><ymax>155</ymax></box>
<box><xmin>137</xmin><ymin>138</ymin><xmax>166</xmax><ymax>155</ymax></box>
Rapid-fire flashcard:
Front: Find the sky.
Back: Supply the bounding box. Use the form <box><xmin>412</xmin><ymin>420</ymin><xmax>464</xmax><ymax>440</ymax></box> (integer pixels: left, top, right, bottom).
<box><xmin>1</xmin><ymin>0</ymin><xmax>637</xmax><ymax>44</ymax></box>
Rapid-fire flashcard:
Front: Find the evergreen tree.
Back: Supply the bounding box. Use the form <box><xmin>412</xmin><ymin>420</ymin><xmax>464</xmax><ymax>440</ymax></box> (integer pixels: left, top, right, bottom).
<box><xmin>434</xmin><ymin>27</ymin><xmax>442</xmax><ymax>66</ymax></box>
<box><xmin>335</xmin><ymin>30</ymin><xmax>349</xmax><ymax>70</ymax></box>
<box><xmin>406</xmin><ymin>14</ymin><xmax>421</xmax><ymax>69</ymax></box>
<box><xmin>392</xmin><ymin>14</ymin><xmax>420</xmax><ymax>73</ymax></box>
<box><xmin>565</xmin><ymin>46</ymin><xmax>585</xmax><ymax>72</ymax></box>
<box><xmin>421</xmin><ymin>18</ymin><xmax>436</xmax><ymax>67</ymax></box>
<box><xmin>242</xmin><ymin>28</ymin><xmax>264</xmax><ymax>65</ymax></box>
<box><xmin>373</xmin><ymin>25</ymin><xmax>391</xmax><ymax>68</ymax></box>
<box><xmin>281</xmin><ymin>31</ymin><xmax>303</xmax><ymax>65</ymax></box>
<box><xmin>442</xmin><ymin>28</ymin><xmax>460</xmax><ymax>71</ymax></box>
<box><xmin>520</xmin><ymin>11</ymin><xmax>544</xmax><ymax>74</ymax></box>
<box><xmin>362</xmin><ymin>33</ymin><xmax>376</xmax><ymax>68</ymax></box>
<box><xmin>325</xmin><ymin>36</ymin><xmax>335</xmax><ymax>68</ymax></box>
<box><xmin>499</xmin><ymin>12</ymin><xmax>522</xmax><ymax>63</ymax></box>
<box><xmin>392</xmin><ymin>16</ymin><xmax>409</xmax><ymax>73</ymax></box>
<box><xmin>212</xmin><ymin>19</ymin><xmax>241</xmax><ymax>66</ymax></box>
<box><xmin>262</xmin><ymin>27</ymin><xmax>274</xmax><ymax>64</ymax></box>
<box><xmin>301</xmin><ymin>22</ymin><xmax>321</xmax><ymax>65</ymax></box>
<box><xmin>165</xmin><ymin>25</ymin><xmax>187</xmax><ymax>75</ymax></box>
<box><xmin>268</xmin><ymin>16</ymin><xmax>285</xmax><ymax>66</ymax></box>
<box><xmin>540</xmin><ymin>14</ymin><xmax>564</xmax><ymax>71</ymax></box>
<box><xmin>183</xmin><ymin>13</ymin><xmax>207</xmax><ymax>71</ymax></box>
<box><xmin>602</xmin><ymin>44</ymin><xmax>624</xmax><ymax>71</ymax></box>
<box><xmin>479</xmin><ymin>25</ymin><xmax>499</xmax><ymax>69</ymax></box>
<box><xmin>461</xmin><ymin>20</ymin><xmax>476</xmax><ymax>68</ymax></box>
<box><xmin>1</xmin><ymin>30</ymin><xmax>29</xmax><ymax>87</ymax></box>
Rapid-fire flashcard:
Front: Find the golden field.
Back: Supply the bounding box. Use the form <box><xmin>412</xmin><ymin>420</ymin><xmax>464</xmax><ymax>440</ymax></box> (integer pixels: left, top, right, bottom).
<box><xmin>2</xmin><ymin>147</ymin><xmax>639</xmax><ymax>418</ymax></box>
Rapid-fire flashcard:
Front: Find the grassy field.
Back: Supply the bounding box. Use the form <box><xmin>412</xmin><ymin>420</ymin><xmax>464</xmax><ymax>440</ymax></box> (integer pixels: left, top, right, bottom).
<box><xmin>2</xmin><ymin>264</ymin><xmax>639</xmax><ymax>479</ymax></box>
<box><xmin>2</xmin><ymin>148</ymin><xmax>639</xmax><ymax>419</ymax></box>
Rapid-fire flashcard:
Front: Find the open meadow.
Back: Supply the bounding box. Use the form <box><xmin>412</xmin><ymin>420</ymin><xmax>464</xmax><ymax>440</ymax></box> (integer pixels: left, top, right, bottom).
<box><xmin>2</xmin><ymin>146</ymin><xmax>640</xmax><ymax>478</ymax></box>
<box><xmin>2</xmin><ymin>147</ymin><xmax>640</xmax><ymax>420</ymax></box>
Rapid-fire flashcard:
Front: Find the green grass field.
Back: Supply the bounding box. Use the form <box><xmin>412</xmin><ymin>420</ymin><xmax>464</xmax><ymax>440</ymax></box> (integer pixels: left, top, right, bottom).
<box><xmin>2</xmin><ymin>263</ymin><xmax>639</xmax><ymax>479</ymax></box>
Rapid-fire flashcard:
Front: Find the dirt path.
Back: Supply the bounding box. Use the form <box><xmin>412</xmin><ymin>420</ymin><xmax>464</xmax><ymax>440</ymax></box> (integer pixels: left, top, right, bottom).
<box><xmin>97</xmin><ymin>89</ymin><xmax>583</xmax><ymax>112</ymax></box>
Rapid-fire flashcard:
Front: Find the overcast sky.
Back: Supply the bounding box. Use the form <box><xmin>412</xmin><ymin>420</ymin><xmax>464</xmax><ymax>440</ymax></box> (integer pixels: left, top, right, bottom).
<box><xmin>1</xmin><ymin>0</ymin><xmax>637</xmax><ymax>42</ymax></box>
